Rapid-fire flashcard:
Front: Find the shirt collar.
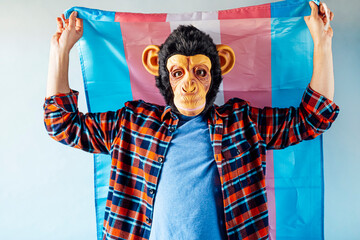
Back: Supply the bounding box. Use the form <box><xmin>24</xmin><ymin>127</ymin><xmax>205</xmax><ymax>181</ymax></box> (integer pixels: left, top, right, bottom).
<box><xmin>161</xmin><ymin>105</ymin><xmax>178</xmax><ymax>122</ymax></box>
<box><xmin>209</xmin><ymin>105</ymin><xmax>229</xmax><ymax>124</ymax></box>
<box><xmin>161</xmin><ymin>104</ymin><xmax>230</xmax><ymax>123</ymax></box>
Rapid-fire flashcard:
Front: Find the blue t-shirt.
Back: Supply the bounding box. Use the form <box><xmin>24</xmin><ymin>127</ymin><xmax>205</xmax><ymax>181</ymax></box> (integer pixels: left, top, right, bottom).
<box><xmin>148</xmin><ymin>113</ymin><xmax>227</xmax><ymax>240</ymax></box>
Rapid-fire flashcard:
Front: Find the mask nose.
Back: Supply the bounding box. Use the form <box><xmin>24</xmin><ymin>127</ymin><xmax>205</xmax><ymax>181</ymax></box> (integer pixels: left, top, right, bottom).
<box><xmin>181</xmin><ymin>75</ymin><xmax>196</xmax><ymax>93</ymax></box>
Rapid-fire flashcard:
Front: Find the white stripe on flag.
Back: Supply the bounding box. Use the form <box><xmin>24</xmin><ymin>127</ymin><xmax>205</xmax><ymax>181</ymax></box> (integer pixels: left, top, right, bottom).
<box><xmin>166</xmin><ymin>11</ymin><xmax>218</xmax><ymax>21</ymax></box>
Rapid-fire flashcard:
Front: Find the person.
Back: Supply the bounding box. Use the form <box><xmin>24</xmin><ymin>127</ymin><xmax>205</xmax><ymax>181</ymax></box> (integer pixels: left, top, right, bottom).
<box><xmin>44</xmin><ymin>2</ymin><xmax>339</xmax><ymax>240</ymax></box>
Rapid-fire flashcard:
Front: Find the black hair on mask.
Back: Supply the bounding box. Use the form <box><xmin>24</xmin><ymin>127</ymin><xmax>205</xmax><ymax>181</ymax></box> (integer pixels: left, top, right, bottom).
<box><xmin>155</xmin><ymin>25</ymin><xmax>222</xmax><ymax>115</ymax></box>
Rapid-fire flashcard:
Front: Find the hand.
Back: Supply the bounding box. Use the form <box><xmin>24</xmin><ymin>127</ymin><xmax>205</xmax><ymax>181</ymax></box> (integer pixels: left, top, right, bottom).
<box><xmin>304</xmin><ymin>1</ymin><xmax>334</xmax><ymax>46</ymax></box>
<box><xmin>51</xmin><ymin>11</ymin><xmax>83</xmax><ymax>54</ymax></box>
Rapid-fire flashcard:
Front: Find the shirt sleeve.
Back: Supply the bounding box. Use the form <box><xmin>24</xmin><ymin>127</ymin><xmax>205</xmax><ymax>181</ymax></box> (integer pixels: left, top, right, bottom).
<box><xmin>43</xmin><ymin>90</ymin><xmax>123</xmax><ymax>154</ymax></box>
<box><xmin>249</xmin><ymin>84</ymin><xmax>340</xmax><ymax>150</ymax></box>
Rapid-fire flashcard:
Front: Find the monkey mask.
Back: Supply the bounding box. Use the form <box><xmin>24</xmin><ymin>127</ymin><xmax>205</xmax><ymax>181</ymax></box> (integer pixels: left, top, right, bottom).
<box><xmin>142</xmin><ymin>25</ymin><xmax>235</xmax><ymax>117</ymax></box>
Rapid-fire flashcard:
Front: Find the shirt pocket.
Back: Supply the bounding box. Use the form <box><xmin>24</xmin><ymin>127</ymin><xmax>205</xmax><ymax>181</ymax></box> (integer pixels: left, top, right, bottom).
<box><xmin>221</xmin><ymin>139</ymin><xmax>251</xmax><ymax>161</ymax></box>
<box><xmin>221</xmin><ymin>139</ymin><xmax>265</xmax><ymax>196</ymax></box>
<box><xmin>221</xmin><ymin>139</ymin><xmax>251</xmax><ymax>182</ymax></box>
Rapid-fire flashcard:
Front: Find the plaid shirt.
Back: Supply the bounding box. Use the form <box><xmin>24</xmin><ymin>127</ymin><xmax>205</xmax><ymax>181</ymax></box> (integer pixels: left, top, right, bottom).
<box><xmin>43</xmin><ymin>85</ymin><xmax>339</xmax><ymax>240</ymax></box>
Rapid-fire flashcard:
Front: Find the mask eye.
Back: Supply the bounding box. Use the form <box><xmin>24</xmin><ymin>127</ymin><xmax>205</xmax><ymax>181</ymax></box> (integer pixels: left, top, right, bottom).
<box><xmin>195</xmin><ymin>68</ymin><xmax>207</xmax><ymax>78</ymax></box>
<box><xmin>172</xmin><ymin>70</ymin><xmax>183</xmax><ymax>78</ymax></box>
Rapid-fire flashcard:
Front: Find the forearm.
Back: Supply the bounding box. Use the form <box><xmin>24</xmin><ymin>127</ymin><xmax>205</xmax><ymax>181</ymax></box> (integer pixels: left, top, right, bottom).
<box><xmin>254</xmin><ymin>84</ymin><xmax>339</xmax><ymax>150</ymax></box>
<box><xmin>309</xmin><ymin>40</ymin><xmax>334</xmax><ymax>101</ymax></box>
<box><xmin>43</xmin><ymin>89</ymin><xmax>122</xmax><ymax>154</ymax></box>
<box><xmin>46</xmin><ymin>11</ymin><xmax>83</xmax><ymax>98</ymax></box>
<box><xmin>46</xmin><ymin>49</ymin><xmax>71</xmax><ymax>98</ymax></box>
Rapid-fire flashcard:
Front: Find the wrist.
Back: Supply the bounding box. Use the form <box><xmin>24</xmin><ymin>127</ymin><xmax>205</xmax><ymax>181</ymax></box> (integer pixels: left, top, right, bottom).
<box><xmin>314</xmin><ymin>38</ymin><xmax>332</xmax><ymax>50</ymax></box>
<box><xmin>313</xmin><ymin>42</ymin><xmax>332</xmax><ymax>55</ymax></box>
<box><xmin>50</xmin><ymin>44</ymin><xmax>70</xmax><ymax>58</ymax></box>
<box><xmin>51</xmin><ymin>50</ymin><xmax>70</xmax><ymax>60</ymax></box>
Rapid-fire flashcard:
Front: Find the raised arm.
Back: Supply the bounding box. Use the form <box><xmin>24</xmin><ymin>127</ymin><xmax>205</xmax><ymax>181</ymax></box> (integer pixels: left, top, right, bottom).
<box><xmin>248</xmin><ymin>86</ymin><xmax>339</xmax><ymax>150</ymax></box>
<box><xmin>46</xmin><ymin>11</ymin><xmax>82</xmax><ymax>97</ymax></box>
<box><xmin>44</xmin><ymin>11</ymin><xmax>123</xmax><ymax>154</ymax></box>
<box><xmin>247</xmin><ymin>2</ymin><xmax>339</xmax><ymax>149</ymax></box>
<box><xmin>304</xmin><ymin>1</ymin><xmax>335</xmax><ymax>101</ymax></box>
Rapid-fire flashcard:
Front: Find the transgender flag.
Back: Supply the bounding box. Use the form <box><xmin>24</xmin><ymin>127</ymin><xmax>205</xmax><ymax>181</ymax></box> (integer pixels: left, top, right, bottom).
<box><xmin>65</xmin><ymin>0</ymin><xmax>324</xmax><ymax>239</ymax></box>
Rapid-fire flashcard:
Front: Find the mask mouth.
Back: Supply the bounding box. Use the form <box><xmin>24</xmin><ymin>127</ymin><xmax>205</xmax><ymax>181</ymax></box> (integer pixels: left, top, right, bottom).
<box><xmin>175</xmin><ymin>102</ymin><xmax>206</xmax><ymax>112</ymax></box>
<box><xmin>180</xmin><ymin>89</ymin><xmax>198</xmax><ymax>96</ymax></box>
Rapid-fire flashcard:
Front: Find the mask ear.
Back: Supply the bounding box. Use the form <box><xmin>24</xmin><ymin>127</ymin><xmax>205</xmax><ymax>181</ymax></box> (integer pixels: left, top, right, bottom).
<box><xmin>142</xmin><ymin>45</ymin><xmax>160</xmax><ymax>76</ymax></box>
<box><xmin>216</xmin><ymin>44</ymin><xmax>235</xmax><ymax>75</ymax></box>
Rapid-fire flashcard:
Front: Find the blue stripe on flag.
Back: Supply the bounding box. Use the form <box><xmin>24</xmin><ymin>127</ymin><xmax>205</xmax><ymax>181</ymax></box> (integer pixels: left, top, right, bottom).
<box><xmin>65</xmin><ymin>6</ymin><xmax>116</xmax><ymax>22</ymax></box>
<box><xmin>68</xmin><ymin>8</ymin><xmax>133</xmax><ymax>239</ymax></box>
<box><xmin>94</xmin><ymin>154</ymin><xmax>112</xmax><ymax>240</ymax></box>
<box><xmin>77</xmin><ymin>19</ymin><xmax>132</xmax><ymax>112</ymax></box>
<box><xmin>270</xmin><ymin>0</ymin><xmax>313</xmax><ymax>18</ymax></box>
<box><xmin>271</xmin><ymin>1</ymin><xmax>324</xmax><ymax>239</ymax></box>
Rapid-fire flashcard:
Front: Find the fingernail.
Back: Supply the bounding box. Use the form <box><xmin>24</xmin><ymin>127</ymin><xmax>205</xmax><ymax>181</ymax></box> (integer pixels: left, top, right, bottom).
<box><xmin>74</xmin><ymin>11</ymin><xmax>77</xmax><ymax>16</ymax></box>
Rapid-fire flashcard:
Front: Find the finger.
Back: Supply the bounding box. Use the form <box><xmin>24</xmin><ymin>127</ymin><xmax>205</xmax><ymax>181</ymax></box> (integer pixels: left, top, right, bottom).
<box><xmin>62</xmin><ymin>13</ymin><xmax>69</xmax><ymax>28</ymax></box>
<box><xmin>322</xmin><ymin>3</ymin><xmax>331</xmax><ymax>27</ymax></box>
<box><xmin>75</xmin><ymin>17</ymin><xmax>83</xmax><ymax>27</ymax></box>
<box><xmin>309</xmin><ymin>1</ymin><xmax>318</xmax><ymax>17</ymax></box>
<box><xmin>68</xmin><ymin>11</ymin><xmax>77</xmax><ymax>29</ymax></box>
<box><xmin>56</xmin><ymin>17</ymin><xmax>63</xmax><ymax>32</ymax></box>
<box><xmin>324</xmin><ymin>6</ymin><xmax>331</xmax><ymax>18</ymax></box>
<box><xmin>321</xmin><ymin>3</ymin><xmax>330</xmax><ymax>15</ymax></box>
<box><xmin>321</xmin><ymin>15</ymin><xmax>328</xmax><ymax>25</ymax></box>
<box><xmin>330</xmin><ymin>11</ymin><xmax>334</xmax><ymax>21</ymax></box>
<box><xmin>54</xmin><ymin>32</ymin><xmax>61</xmax><ymax>38</ymax></box>
<box><xmin>75</xmin><ymin>18</ymin><xmax>83</xmax><ymax>32</ymax></box>
<box><xmin>303</xmin><ymin>15</ymin><xmax>309</xmax><ymax>24</ymax></box>
<box><xmin>51</xmin><ymin>32</ymin><xmax>61</xmax><ymax>44</ymax></box>
<box><xmin>320</xmin><ymin>2</ymin><xmax>327</xmax><ymax>15</ymax></box>
<box><xmin>328</xmin><ymin>26</ymin><xmax>333</xmax><ymax>37</ymax></box>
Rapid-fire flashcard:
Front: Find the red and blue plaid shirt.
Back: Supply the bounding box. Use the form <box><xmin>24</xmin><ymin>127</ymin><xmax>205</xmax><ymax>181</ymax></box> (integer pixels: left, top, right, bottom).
<box><xmin>43</xmin><ymin>85</ymin><xmax>339</xmax><ymax>240</ymax></box>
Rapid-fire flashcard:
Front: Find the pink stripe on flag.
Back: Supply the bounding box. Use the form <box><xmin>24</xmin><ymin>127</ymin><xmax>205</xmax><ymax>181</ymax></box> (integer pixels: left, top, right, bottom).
<box><xmin>266</xmin><ymin>151</ymin><xmax>276</xmax><ymax>240</ymax></box>
<box><xmin>220</xmin><ymin>16</ymin><xmax>275</xmax><ymax>239</ymax></box>
<box><xmin>119</xmin><ymin>22</ymin><xmax>171</xmax><ymax>104</ymax></box>
<box><xmin>218</xmin><ymin>3</ymin><xmax>271</xmax><ymax>19</ymax></box>
<box><xmin>220</xmin><ymin>18</ymin><xmax>272</xmax><ymax>108</ymax></box>
<box><xmin>115</xmin><ymin>12</ymin><xmax>167</xmax><ymax>22</ymax></box>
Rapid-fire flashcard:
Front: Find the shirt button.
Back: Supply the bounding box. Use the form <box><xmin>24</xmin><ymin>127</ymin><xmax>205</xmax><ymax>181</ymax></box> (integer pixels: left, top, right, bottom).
<box><xmin>169</xmin><ymin>126</ymin><xmax>176</xmax><ymax>133</ymax></box>
<box><xmin>146</xmin><ymin>218</ymin><xmax>152</xmax><ymax>224</ymax></box>
<box><xmin>149</xmin><ymin>189</ymin><xmax>155</xmax><ymax>195</ymax></box>
<box><xmin>237</xmin><ymin>149</ymin><xmax>241</xmax><ymax>155</ymax></box>
<box><xmin>158</xmin><ymin>157</ymin><xmax>164</xmax><ymax>163</ymax></box>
